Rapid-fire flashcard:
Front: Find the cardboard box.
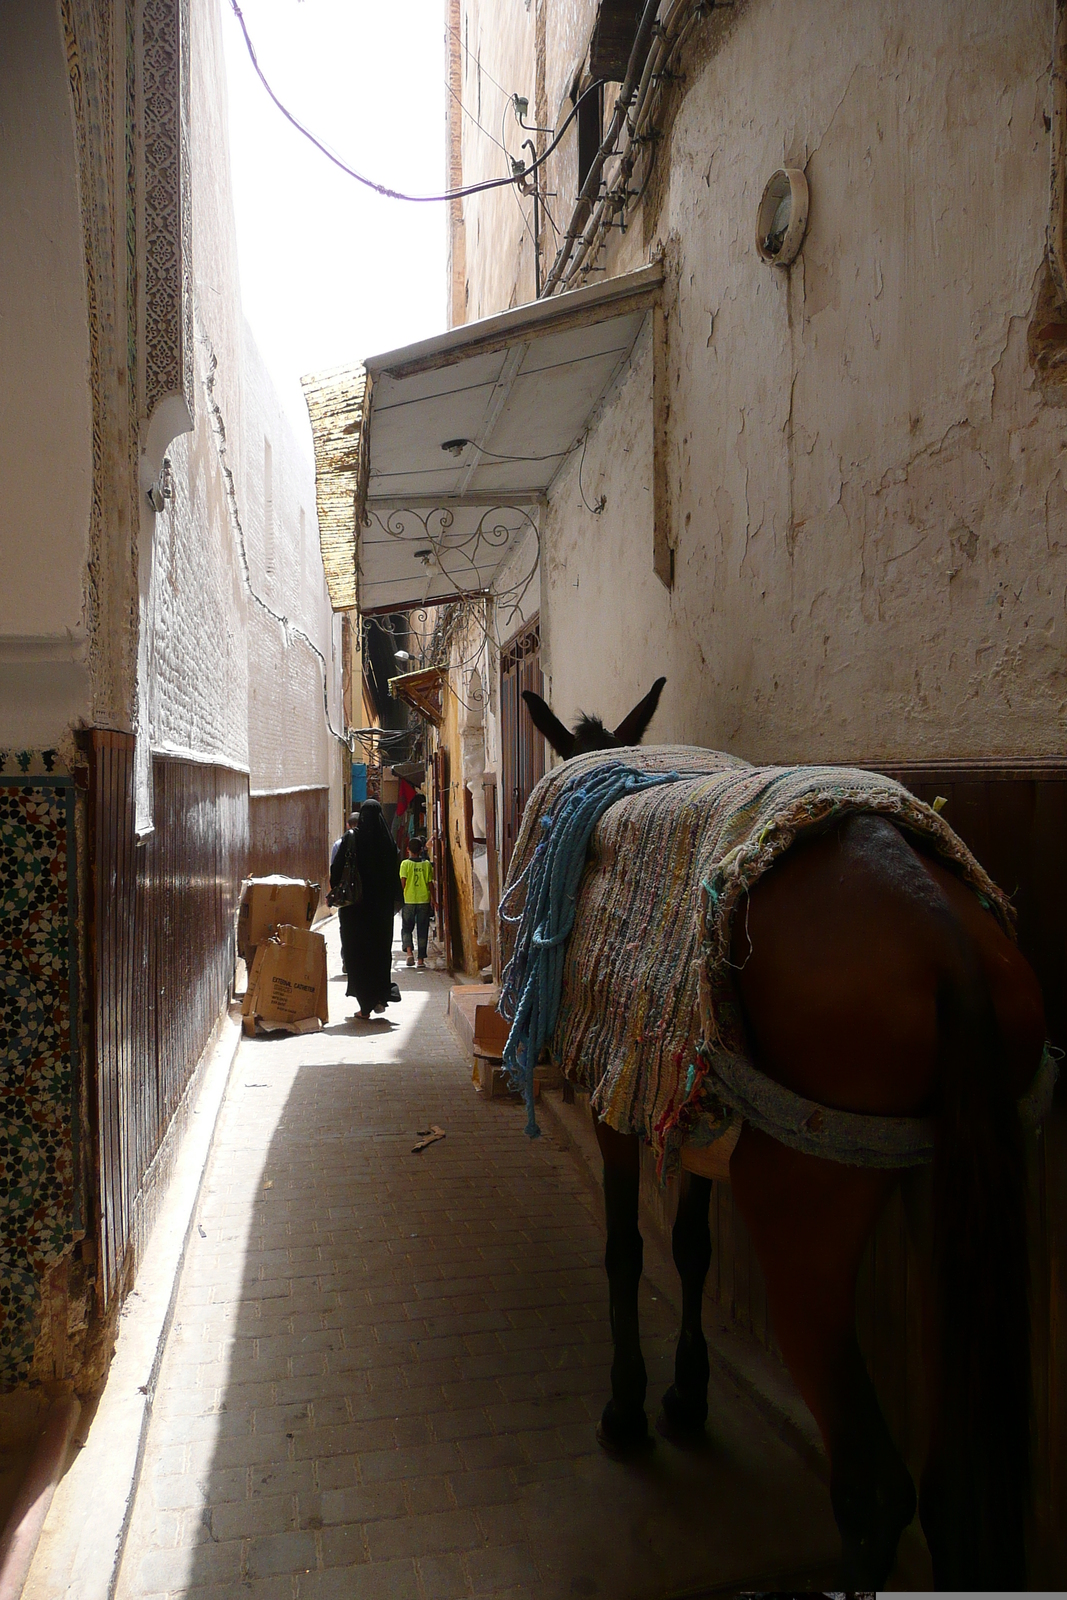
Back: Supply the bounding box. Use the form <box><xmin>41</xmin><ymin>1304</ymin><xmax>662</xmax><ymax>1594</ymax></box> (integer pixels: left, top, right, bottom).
<box><xmin>237</xmin><ymin>876</ymin><xmax>320</xmax><ymax>964</ymax></box>
<box><xmin>241</xmin><ymin>924</ymin><xmax>328</xmax><ymax>1035</ymax></box>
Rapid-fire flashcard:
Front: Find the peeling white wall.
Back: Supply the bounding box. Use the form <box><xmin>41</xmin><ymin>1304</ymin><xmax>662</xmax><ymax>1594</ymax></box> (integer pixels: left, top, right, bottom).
<box><xmin>454</xmin><ymin>0</ymin><xmax>540</xmax><ymax>316</ymax></box>
<box><xmin>484</xmin><ymin>0</ymin><xmax>1067</xmax><ymax>764</ymax></box>
<box><xmin>0</xmin><ymin>0</ymin><xmax>93</xmax><ymax>747</ymax></box>
<box><xmin>240</xmin><ymin>321</ymin><xmax>342</xmax><ymax>798</ymax></box>
<box><xmin>142</xmin><ymin>0</ymin><xmax>342</xmax><ymax>822</ymax></box>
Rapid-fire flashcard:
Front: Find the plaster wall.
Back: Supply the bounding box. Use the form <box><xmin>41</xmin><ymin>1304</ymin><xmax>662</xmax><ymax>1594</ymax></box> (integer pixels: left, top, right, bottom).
<box><xmin>454</xmin><ymin>0</ymin><xmax>539</xmax><ymax>315</ymax></box>
<box><xmin>0</xmin><ymin>0</ymin><xmax>93</xmax><ymax>747</ymax></box>
<box><xmin>483</xmin><ymin>524</ymin><xmax>541</xmax><ymax>778</ymax></box>
<box><xmin>239</xmin><ymin>322</ymin><xmax>343</xmax><ymax>802</ymax></box>
<box><xmin>144</xmin><ymin>0</ymin><xmax>342</xmax><ymax>820</ymax></box>
<box><xmin>539</xmin><ymin>0</ymin><xmax>1067</xmax><ymax>764</ymax></box>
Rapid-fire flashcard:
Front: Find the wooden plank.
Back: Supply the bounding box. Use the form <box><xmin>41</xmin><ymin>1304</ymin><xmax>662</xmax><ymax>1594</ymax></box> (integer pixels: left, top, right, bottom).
<box><xmin>88</xmin><ymin>747</ymin><xmax>251</xmax><ymax>1307</ymax></box>
<box><xmin>483</xmin><ymin>776</ymin><xmax>501</xmax><ymax>983</ymax></box>
<box><xmin>652</xmin><ymin>300</ymin><xmax>673</xmax><ymax>589</ymax></box>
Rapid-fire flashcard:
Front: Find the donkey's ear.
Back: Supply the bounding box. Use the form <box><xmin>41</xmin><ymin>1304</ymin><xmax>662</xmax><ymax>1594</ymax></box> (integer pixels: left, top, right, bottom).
<box><xmin>522</xmin><ymin>690</ymin><xmax>575</xmax><ymax>759</ymax></box>
<box><xmin>613</xmin><ymin>677</ymin><xmax>666</xmax><ymax>746</ymax></box>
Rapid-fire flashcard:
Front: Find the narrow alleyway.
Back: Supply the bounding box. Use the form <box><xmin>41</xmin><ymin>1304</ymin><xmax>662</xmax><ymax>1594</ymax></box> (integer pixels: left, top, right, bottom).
<box><xmin>116</xmin><ymin>918</ymin><xmax>839</xmax><ymax>1600</ymax></box>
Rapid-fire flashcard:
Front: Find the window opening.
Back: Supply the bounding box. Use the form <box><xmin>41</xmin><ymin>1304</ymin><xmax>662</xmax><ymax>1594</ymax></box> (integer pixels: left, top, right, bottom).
<box><xmin>499</xmin><ymin>616</ymin><xmax>545</xmax><ymax>877</ymax></box>
<box><xmin>576</xmin><ymin>79</ymin><xmax>603</xmax><ymax>193</ymax></box>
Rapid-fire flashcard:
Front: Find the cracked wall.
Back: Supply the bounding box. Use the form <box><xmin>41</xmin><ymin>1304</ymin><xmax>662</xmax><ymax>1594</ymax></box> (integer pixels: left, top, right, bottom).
<box><xmin>144</xmin><ymin>0</ymin><xmax>342</xmax><ymax>817</ymax></box>
<box><xmin>542</xmin><ymin>0</ymin><xmax>1066</xmax><ymax>763</ymax></box>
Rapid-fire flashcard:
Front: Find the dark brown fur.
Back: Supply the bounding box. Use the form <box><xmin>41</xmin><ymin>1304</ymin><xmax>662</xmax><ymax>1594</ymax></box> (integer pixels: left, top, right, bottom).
<box><xmin>523</xmin><ymin>686</ymin><xmax>1044</xmax><ymax>1589</ymax></box>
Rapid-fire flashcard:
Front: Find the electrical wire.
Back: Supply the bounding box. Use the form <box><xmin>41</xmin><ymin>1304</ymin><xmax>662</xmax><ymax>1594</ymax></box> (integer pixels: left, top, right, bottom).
<box><xmin>229</xmin><ymin>0</ymin><xmax>601</xmax><ymax>205</ymax></box>
<box><xmin>547</xmin><ymin>0</ymin><xmax>709</xmax><ymax>295</ymax></box>
<box><xmin>538</xmin><ymin>188</ymin><xmax>564</xmax><ymax>242</ymax></box>
<box><xmin>460</xmin><ymin>440</ymin><xmax>578</xmax><ymax>464</ymax></box>
<box><xmin>499</xmin><ymin>103</ymin><xmax>539</xmax><ymax>278</ymax></box>
<box><xmin>443</xmin><ymin>14</ymin><xmax>512</xmax><ymax>103</ymax></box>
<box><xmin>539</xmin><ymin>0</ymin><xmax>661</xmax><ymax>296</ymax></box>
<box><xmin>446</xmin><ymin>74</ymin><xmax>509</xmax><ymax>156</ymax></box>
<box><xmin>577</xmin><ymin>430</ymin><xmax>606</xmax><ymax>515</ymax></box>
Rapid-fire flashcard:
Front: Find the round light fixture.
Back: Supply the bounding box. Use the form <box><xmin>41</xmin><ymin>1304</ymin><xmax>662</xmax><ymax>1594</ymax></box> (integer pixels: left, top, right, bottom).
<box><xmin>755</xmin><ymin>168</ymin><xmax>809</xmax><ymax>266</ymax></box>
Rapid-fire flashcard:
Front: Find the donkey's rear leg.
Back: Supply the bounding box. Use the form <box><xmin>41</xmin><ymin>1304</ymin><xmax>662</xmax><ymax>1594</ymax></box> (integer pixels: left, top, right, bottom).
<box><xmin>661</xmin><ymin>1170</ymin><xmax>713</xmax><ymax>1437</ymax></box>
<box><xmin>593</xmin><ymin>1115</ymin><xmax>651</xmax><ymax>1451</ymax></box>
<box><xmin>731</xmin><ymin>1125</ymin><xmax>916</xmax><ymax>1589</ymax></box>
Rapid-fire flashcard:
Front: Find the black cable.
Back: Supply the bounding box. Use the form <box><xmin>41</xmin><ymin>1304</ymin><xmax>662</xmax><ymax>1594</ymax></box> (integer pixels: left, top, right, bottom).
<box><xmin>452</xmin><ymin>440</ymin><xmax>578</xmax><ymax>464</ymax></box>
<box><xmin>578</xmin><ymin>430</ymin><xmax>606</xmax><ymax>515</ymax></box>
<box><xmin>229</xmin><ymin>0</ymin><xmax>602</xmax><ymax>205</ymax></box>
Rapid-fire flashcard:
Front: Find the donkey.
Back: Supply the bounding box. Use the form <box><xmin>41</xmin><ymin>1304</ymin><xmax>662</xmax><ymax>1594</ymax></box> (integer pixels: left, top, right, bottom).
<box><xmin>521</xmin><ymin>679</ymin><xmax>1045</xmax><ymax>1591</ymax></box>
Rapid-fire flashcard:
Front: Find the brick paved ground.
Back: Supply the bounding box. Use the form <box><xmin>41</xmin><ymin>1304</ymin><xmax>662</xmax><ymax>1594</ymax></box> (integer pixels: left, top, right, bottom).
<box><xmin>116</xmin><ymin>918</ymin><xmax>838</xmax><ymax>1600</ymax></box>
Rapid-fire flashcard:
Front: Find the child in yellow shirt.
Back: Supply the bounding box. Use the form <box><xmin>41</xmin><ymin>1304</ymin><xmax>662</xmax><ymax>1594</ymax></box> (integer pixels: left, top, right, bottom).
<box><xmin>399</xmin><ymin>836</ymin><xmax>434</xmax><ymax>968</ymax></box>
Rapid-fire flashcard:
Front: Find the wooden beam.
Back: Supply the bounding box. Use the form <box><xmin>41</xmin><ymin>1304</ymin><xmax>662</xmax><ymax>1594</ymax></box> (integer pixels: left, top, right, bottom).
<box><xmin>652</xmin><ymin>300</ymin><xmax>673</xmax><ymax>589</ymax></box>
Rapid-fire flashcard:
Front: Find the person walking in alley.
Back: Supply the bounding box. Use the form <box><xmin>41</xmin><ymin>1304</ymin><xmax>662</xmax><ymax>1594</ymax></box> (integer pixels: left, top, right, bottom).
<box><xmin>400</xmin><ymin>834</ymin><xmax>433</xmax><ymax>968</ymax></box>
<box><xmin>331</xmin><ymin>811</ymin><xmax>359</xmax><ymax>866</ymax></box>
<box><xmin>331</xmin><ymin>799</ymin><xmax>401</xmax><ymax>1019</ymax></box>
<box><xmin>330</xmin><ymin>811</ymin><xmax>360</xmax><ymax>973</ymax></box>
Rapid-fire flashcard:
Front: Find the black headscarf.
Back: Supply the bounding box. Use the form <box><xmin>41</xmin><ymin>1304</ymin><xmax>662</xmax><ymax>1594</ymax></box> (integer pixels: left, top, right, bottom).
<box><xmin>353</xmin><ymin>798</ymin><xmax>400</xmax><ymax>907</ymax></box>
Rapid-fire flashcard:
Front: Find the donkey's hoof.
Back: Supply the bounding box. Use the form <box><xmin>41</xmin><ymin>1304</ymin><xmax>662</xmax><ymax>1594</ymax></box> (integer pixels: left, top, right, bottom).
<box><xmin>835</xmin><ymin>1466</ymin><xmax>916</xmax><ymax>1589</ymax></box>
<box><xmin>657</xmin><ymin>1383</ymin><xmax>708</xmax><ymax>1443</ymax></box>
<box><xmin>839</xmin><ymin>1527</ymin><xmax>905</xmax><ymax>1592</ymax></box>
<box><xmin>596</xmin><ymin>1400</ymin><xmax>653</xmax><ymax>1457</ymax></box>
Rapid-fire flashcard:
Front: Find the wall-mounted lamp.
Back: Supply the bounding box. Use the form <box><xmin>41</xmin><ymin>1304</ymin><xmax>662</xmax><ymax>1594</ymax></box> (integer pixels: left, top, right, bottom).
<box><xmin>756</xmin><ymin>168</ymin><xmax>809</xmax><ymax>266</ymax></box>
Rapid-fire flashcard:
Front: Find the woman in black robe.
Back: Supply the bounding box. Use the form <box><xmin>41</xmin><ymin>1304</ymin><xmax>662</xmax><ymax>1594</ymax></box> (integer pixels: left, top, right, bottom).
<box><xmin>331</xmin><ymin>799</ymin><xmax>400</xmax><ymax>1018</ymax></box>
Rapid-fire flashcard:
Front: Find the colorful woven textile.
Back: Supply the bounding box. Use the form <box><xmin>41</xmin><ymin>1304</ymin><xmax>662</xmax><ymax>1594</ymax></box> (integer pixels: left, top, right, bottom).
<box><xmin>500</xmin><ymin>746</ymin><xmax>1014</xmax><ymax>1176</ymax></box>
<box><xmin>499</xmin><ymin>761</ymin><xmax>684</xmax><ymax>1136</ymax></box>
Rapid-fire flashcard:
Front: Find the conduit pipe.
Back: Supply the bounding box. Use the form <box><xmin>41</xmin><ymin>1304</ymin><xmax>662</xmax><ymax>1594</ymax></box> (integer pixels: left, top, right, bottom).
<box><xmin>1050</xmin><ymin>0</ymin><xmax>1067</xmax><ymax>304</ymax></box>
<box><xmin>541</xmin><ymin>0</ymin><xmax>707</xmax><ymax>297</ymax></box>
<box><xmin>540</xmin><ymin>0</ymin><xmax>662</xmax><ymax>296</ymax></box>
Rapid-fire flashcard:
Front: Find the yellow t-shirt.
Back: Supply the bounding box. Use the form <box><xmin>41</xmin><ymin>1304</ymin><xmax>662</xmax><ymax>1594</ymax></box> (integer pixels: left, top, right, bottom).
<box><xmin>400</xmin><ymin>857</ymin><xmax>433</xmax><ymax>904</ymax></box>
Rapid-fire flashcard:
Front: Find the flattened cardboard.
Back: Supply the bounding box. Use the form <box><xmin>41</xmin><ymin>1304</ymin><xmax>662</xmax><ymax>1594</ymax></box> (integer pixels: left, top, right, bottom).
<box><xmin>241</xmin><ymin>924</ymin><xmax>328</xmax><ymax>1032</ymax></box>
<box><xmin>238</xmin><ymin>875</ymin><xmax>320</xmax><ymax>963</ymax></box>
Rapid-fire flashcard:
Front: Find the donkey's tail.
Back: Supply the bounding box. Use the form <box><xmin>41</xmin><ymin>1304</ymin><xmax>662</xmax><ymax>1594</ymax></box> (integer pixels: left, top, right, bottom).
<box><xmin>921</xmin><ymin>941</ymin><xmax>1030</xmax><ymax>1588</ymax></box>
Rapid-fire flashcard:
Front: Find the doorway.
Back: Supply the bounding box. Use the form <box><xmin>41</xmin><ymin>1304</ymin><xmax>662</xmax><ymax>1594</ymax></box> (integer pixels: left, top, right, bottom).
<box><xmin>499</xmin><ymin>616</ymin><xmax>547</xmax><ymax>878</ymax></box>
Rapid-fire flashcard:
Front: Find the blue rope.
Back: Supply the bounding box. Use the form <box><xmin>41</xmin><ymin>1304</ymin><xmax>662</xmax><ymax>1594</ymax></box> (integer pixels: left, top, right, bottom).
<box><xmin>498</xmin><ymin>761</ymin><xmax>681</xmax><ymax>1138</ymax></box>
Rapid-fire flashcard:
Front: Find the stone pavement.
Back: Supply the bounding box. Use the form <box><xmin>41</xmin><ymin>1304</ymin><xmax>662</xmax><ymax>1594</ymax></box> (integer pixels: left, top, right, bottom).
<box><xmin>115</xmin><ymin>917</ymin><xmax>839</xmax><ymax>1600</ymax></box>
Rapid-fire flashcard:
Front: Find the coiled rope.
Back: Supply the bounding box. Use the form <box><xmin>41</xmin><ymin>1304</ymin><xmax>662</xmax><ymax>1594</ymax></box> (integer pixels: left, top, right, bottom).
<box><xmin>499</xmin><ymin>760</ymin><xmax>681</xmax><ymax>1137</ymax></box>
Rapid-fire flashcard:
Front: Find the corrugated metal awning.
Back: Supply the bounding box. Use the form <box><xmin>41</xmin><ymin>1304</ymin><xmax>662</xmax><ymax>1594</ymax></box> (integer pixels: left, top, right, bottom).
<box><xmin>302</xmin><ymin>366</ymin><xmax>368</xmax><ymax>610</ymax></box>
<box><xmin>303</xmin><ymin>261</ymin><xmax>661</xmax><ymax>615</ymax></box>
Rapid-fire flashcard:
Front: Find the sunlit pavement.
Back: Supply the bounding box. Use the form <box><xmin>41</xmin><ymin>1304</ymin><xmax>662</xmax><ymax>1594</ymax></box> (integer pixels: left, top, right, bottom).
<box><xmin>115</xmin><ymin>915</ymin><xmax>838</xmax><ymax>1600</ymax></box>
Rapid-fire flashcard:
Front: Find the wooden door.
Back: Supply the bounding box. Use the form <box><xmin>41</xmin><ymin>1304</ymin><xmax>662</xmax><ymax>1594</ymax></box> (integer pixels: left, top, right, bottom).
<box><xmin>431</xmin><ymin>748</ymin><xmax>452</xmax><ymax>968</ymax></box>
<box><xmin>500</xmin><ymin>617</ymin><xmax>546</xmax><ymax>879</ymax></box>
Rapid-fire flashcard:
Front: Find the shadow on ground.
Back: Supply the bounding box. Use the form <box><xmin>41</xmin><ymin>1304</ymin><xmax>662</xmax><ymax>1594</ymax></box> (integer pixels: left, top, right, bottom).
<box><xmin>121</xmin><ymin>959</ymin><xmax>841</xmax><ymax>1599</ymax></box>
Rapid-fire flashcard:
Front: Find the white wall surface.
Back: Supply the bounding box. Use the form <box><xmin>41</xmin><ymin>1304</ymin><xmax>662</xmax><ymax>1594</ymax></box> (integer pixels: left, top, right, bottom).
<box><xmin>0</xmin><ymin>0</ymin><xmax>93</xmax><ymax>747</ymax></box>
<box><xmin>240</xmin><ymin>321</ymin><xmax>342</xmax><ymax>796</ymax></box>
<box><xmin>142</xmin><ymin>0</ymin><xmax>342</xmax><ymax>806</ymax></box>
<box><xmin>477</xmin><ymin>0</ymin><xmax>1067</xmax><ymax>765</ymax></box>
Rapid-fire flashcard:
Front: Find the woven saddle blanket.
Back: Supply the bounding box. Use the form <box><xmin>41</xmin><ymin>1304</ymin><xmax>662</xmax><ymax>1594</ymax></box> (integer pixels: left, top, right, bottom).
<box><xmin>500</xmin><ymin>745</ymin><xmax>1015</xmax><ymax>1175</ymax></box>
